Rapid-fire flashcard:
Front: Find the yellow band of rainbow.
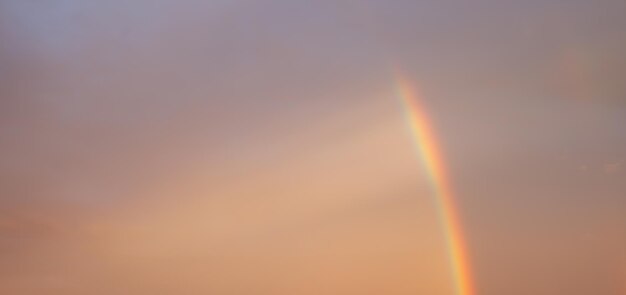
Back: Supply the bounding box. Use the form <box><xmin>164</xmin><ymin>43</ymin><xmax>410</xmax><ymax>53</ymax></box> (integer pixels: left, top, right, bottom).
<box><xmin>395</xmin><ymin>76</ymin><xmax>474</xmax><ymax>295</ymax></box>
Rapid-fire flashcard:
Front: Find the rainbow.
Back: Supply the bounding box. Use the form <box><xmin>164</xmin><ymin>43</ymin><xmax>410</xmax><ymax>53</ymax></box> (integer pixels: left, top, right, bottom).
<box><xmin>395</xmin><ymin>76</ymin><xmax>474</xmax><ymax>295</ymax></box>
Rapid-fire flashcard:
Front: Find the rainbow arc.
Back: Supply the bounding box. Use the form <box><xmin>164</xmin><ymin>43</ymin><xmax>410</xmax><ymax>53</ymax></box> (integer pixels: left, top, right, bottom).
<box><xmin>396</xmin><ymin>77</ymin><xmax>474</xmax><ymax>295</ymax></box>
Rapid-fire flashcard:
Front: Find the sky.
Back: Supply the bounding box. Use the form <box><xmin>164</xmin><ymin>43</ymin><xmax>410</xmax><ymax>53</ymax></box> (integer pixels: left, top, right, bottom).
<box><xmin>1</xmin><ymin>0</ymin><xmax>625</xmax><ymax>294</ymax></box>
